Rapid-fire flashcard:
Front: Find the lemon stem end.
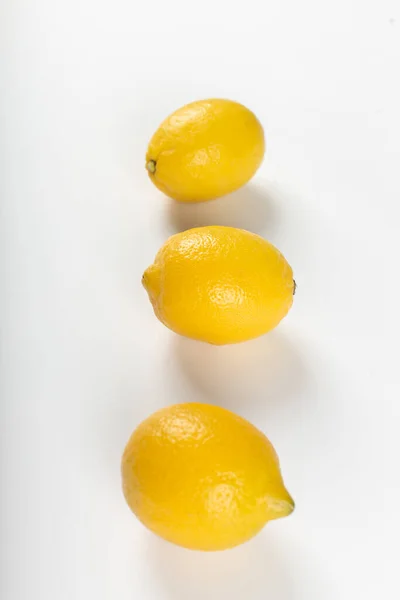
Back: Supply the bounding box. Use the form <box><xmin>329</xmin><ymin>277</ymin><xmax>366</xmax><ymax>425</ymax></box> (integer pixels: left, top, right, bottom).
<box><xmin>146</xmin><ymin>160</ymin><xmax>156</xmax><ymax>174</ymax></box>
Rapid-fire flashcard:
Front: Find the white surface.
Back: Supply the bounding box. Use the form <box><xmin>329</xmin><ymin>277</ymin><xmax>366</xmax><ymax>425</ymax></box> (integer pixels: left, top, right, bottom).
<box><xmin>1</xmin><ymin>1</ymin><xmax>400</xmax><ymax>598</ymax></box>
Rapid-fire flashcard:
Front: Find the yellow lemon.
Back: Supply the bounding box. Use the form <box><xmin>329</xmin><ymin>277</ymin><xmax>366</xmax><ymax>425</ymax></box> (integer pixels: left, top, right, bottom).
<box><xmin>145</xmin><ymin>99</ymin><xmax>265</xmax><ymax>202</ymax></box>
<box><xmin>142</xmin><ymin>226</ymin><xmax>295</xmax><ymax>345</ymax></box>
<box><xmin>121</xmin><ymin>403</ymin><xmax>294</xmax><ymax>551</ymax></box>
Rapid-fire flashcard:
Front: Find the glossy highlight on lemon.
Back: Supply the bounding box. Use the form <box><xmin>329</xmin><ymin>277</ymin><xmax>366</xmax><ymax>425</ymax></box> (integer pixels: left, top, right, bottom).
<box><xmin>121</xmin><ymin>403</ymin><xmax>294</xmax><ymax>551</ymax></box>
<box><xmin>145</xmin><ymin>99</ymin><xmax>265</xmax><ymax>202</ymax></box>
<box><xmin>142</xmin><ymin>226</ymin><xmax>295</xmax><ymax>345</ymax></box>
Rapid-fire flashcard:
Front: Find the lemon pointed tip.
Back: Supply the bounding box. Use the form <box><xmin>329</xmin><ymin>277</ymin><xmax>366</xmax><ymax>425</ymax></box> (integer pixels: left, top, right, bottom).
<box><xmin>267</xmin><ymin>490</ymin><xmax>295</xmax><ymax>521</ymax></box>
<box><xmin>142</xmin><ymin>264</ymin><xmax>161</xmax><ymax>299</ymax></box>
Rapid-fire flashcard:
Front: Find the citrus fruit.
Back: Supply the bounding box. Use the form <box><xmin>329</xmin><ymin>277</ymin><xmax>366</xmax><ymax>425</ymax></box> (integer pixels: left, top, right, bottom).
<box><xmin>121</xmin><ymin>403</ymin><xmax>294</xmax><ymax>551</ymax></box>
<box><xmin>145</xmin><ymin>99</ymin><xmax>265</xmax><ymax>202</ymax></box>
<box><xmin>142</xmin><ymin>226</ymin><xmax>295</xmax><ymax>345</ymax></box>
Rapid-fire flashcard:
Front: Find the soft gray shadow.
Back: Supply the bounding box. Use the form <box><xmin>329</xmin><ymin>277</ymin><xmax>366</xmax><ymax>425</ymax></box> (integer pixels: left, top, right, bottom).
<box><xmin>170</xmin><ymin>330</ymin><xmax>308</xmax><ymax>414</ymax></box>
<box><xmin>166</xmin><ymin>182</ymin><xmax>279</xmax><ymax>236</ymax></box>
<box><xmin>148</xmin><ymin>531</ymin><xmax>295</xmax><ymax>600</ymax></box>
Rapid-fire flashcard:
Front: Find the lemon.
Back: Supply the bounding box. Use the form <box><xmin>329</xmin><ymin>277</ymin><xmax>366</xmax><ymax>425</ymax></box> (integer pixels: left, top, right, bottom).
<box><xmin>145</xmin><ymin>99</ymin><xmax>265</xmax><ymax>202</ymax></box>
<box><xmin>142</xmin><ymin>226</ymin><xmax>295</xmax><ymax>345</ymax></box>
<box><xmin>121</xmin><ymin>403</ymin><xmax>294</xmax><ymax>551</ymax></box>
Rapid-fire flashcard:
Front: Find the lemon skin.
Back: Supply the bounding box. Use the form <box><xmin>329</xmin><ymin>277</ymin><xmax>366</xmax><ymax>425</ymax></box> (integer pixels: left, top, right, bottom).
<box><xmin>121</xmin><ymin>403</ymin><xmax>294</xmax><ymax>551</ymax></box>
<box><xmin>142</xmin><ymin>226</ymin><xmax>295</xmax><ymax>345</ymax></box>
<box><xmin>145</xmin><ymin>99</ymin><xmax>265</xmax><ymax>202</ymax></box>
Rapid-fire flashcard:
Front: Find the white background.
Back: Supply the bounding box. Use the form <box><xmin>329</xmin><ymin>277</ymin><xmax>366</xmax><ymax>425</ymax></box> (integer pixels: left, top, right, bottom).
<box><xmin>1</xmin><ymin>1</ymin><xmax>400</xmax><ymax>598</ymax></box>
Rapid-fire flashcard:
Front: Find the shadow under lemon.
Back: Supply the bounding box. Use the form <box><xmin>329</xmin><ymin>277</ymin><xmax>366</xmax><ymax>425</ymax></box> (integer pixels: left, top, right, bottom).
<box><xmin>166</xmin><ymin>182</ymin><xmax>280</xmax><ymax>237</ymax></box>
<box><xmin>146</xmin><ymin>528</ymin><xmax>295</xmax><ymax>600</ymax></box>
<box><xmin>169</xmin><ymin>329</ymin><xmax>308</xmax><ymax>415</ymax></box>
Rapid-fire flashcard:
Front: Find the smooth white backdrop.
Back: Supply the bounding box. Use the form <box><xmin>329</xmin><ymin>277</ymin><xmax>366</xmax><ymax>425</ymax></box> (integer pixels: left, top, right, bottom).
<box><xmin>1</xmin><ymin>1</ymin><xmax>399</xmax><ymax>598</ymax></box>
